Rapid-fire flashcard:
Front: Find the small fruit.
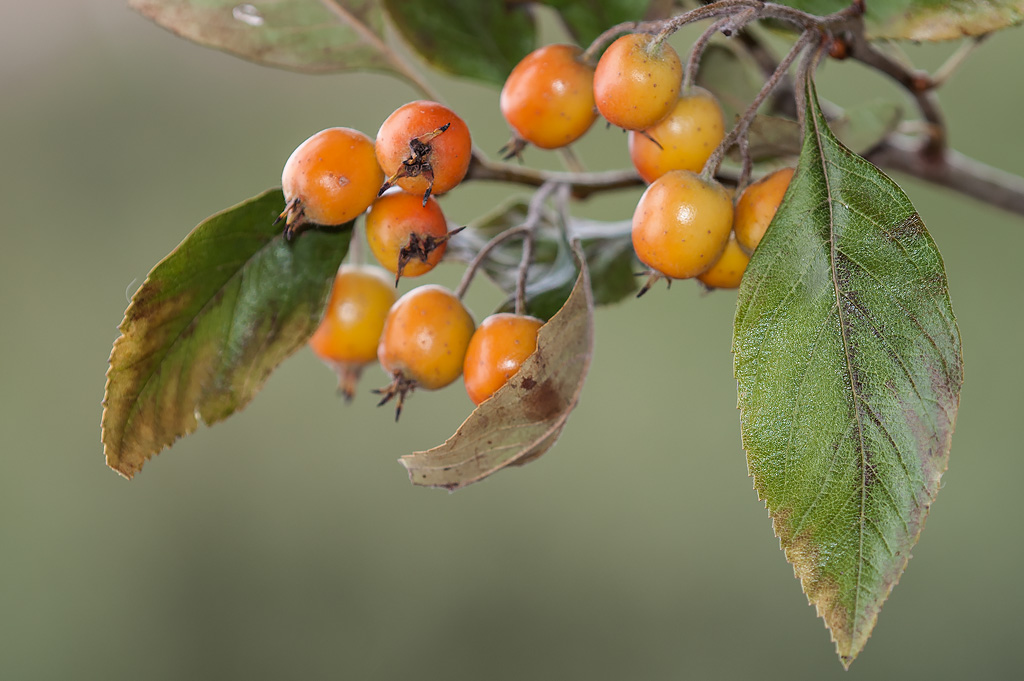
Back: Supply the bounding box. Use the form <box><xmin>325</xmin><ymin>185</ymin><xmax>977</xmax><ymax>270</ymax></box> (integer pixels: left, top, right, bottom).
<box><xmin>365</xmin><ymin>191</ymin><xmax>461</xmax><ymax>284</ymax></box>
<box><xmin>500</xmin><ymin>44</ymin><xmax>598</xmax><ymax>150</ymax></box>
<box><xmin>632</xmin><ymin>170</ymin><xmax>733</xmax><ymax>291</ymax></box>
<box><xmin>593</xmin><ymin>33</ymin><xmax>682</xmax><ymax>131</ymax></box>
<box><xmin>309</xmin><ymin>265</ymin><xmax>397</xmax><ymax>401</ymax></box>
<box><xmin>376</xmin><ymin>285</ymin><xmax>476</xmax><ymax>419</ymax></box>
<box><xmin>628</xmin><ymin>88</ymin><xmax>726</xmax><ymax>183</ymax></box>
<box><xmin>697</xmin><ymin>234</ymin><xmax>750</xmax><ymax>290</ymax></box>
<box><xmin>463</xmin><ymin>313</ymin><xmax>544</xmax><ymax>406</ymax></box>
<box><xmin>279</xmin><ymin>127</ymin><xmax>383</xmax><ymax>240</ymax></box>
<box><xmin>375</xmin><ymin>101</ymin><xmax>472</xmax><ymax>202</ymax></box>
<box><xmin>733</xmin><ymin>167</ymin><xmax>795</xmax><ymax>254</ymax></box>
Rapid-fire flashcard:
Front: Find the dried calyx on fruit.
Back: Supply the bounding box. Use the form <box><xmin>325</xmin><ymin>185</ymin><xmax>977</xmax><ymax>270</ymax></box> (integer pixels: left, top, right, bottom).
<box><xmin>375</xmin><ymin>101</ymin><xmax>472</xmax><ymax>204</ymax></box>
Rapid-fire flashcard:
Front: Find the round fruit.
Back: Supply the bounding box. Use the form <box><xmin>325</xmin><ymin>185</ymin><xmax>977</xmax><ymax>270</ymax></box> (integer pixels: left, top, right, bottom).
<box><xmin>365</xmin><ymin>191</ymin><xmax>460</xmax><ymax>284</ymax></box>
<box><xmin>632</xmin><ymin>170</ymin><xmax>733</xmax><ymax>284</ymax></box>
<box><xmin>375</xmin><ymin>101</ymin><xmax>472</xmax><ymax>202</ymax></box>
<box><xmin>463</xmin><ymin>313</ymin><xmax>544</xmax><ymax>406</ymax></box>
<box><xmin>500</xmin><ymin>44</ymin><xmax>598</xmax><ymax>150</ymax></box>
<box><xmin>376</xmin><ymin>285</ymin><xmax>476</xmax><ymax>419</ymax></box>
<box><xmin>697</xmin><ymin>234</ymin><xmax>750</xmax><ymax>290</ymax></box>
<box><xmin>593</xmin><ymin>33</ymin><xmax>682</xmax><ymax>131</ymax></box>
<box><xmin>280</xmin><ymin>127</ymin><xmax>383</xmax><ymax>240</ymax></box>
<box><xmin>734</xmin><ymin>167</ymin><xmax>795</xmax><ymax>254</ymax></box>
<box><xmin>628</xmin><ymin>87</ymin><xmax>726</xmax><ymax>183</ymax></box>
<box><xmin>309</xmin><ymin>265</ymin><xmax>397</xmax><ymax>401</ymax></box>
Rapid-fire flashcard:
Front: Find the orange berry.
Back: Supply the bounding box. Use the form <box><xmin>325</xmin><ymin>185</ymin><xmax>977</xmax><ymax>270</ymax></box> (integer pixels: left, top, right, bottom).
<box><xmin>309</xmin><ymin>265</ymin><xmax>397</xmax><ymax>400</ymax></box>
<box><xmin>734</xmin><ymin>167</ymin><xmax>795</xmax><ymax>254</ymax></box>
<box><xmin>463</xmin><ymin>313</ymin><xmax>544</xmax><ymax>406</ymax></box>
<box><xmin>375</xmin><ymin>101</ymin><xmax>472</xmax><ymax>202</ymax></box>
<box><xmin>628</xmin><ymin>87</ymin><xmax>726</xmax><ymax>183</ymax></box>
<box><xmin>376</xmin><ymin>285</ymin><xmax>475</xmax><ymax>419</ymax></box>
<box><xmin>280</xmin><ymin>127</ymin><xmax>383</xmax><ymax>240</ymax></box>
<box><xmin>632</xmin><ymin>170</ymin><xmax>733</xmax><ymax>283</ymax></box>
<box><xmin>697</xmin><ymin>234</ymin><xmax>750</xmax><ymax>290</ymax></box>
<box><xmin>593</xmin><ymin>33</ymin><xmax>682</xmax><ymax>131</ymax></box>
<box><xmin>500</xmin><ymin>44</ymin><xmax>597</xmax><ymax>150</ymax></box>
<box><xmin>365</xmin><ymin>191</ymin><xmax>459</xmax><ymax>284</ymax></box>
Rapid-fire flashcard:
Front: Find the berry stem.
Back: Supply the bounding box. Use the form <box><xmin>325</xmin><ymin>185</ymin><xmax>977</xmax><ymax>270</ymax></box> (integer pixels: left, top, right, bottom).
<box><xmin>737</xmin><ymin>135</ymin><xmax>753</xmax><ymax>191</ymax></box>
<box><xmin>557</xmin><ymin>146</ymin><xmax>586</xmax><ymax>174</ymax></box>
<box><xmin>682</xmin><ymin>15</ymin><xmax>740</xmax><ymax>96</ymax></box>
<box><xmin>515</xmin><ymin>182</ymin><xmax>560</xmax><ymax>315</ymax></box>
<box><xmin>454</xmin><ymin>226</ymin><xmax>529</xmax><ymax>300</ymax></box>
<box><xmin>580</xmin><ymin>21</ymin><xmax>646</xmax><ymax>63</ymax></box>
<box><xmin>348</xmin><ymin>224</ymin><xmax>365</xmax><ymax>266</ymax></box>
<box><xmin>701</xmin><ymin>29</ymin><xmax>815</xmax><ymax>181</ymax></box>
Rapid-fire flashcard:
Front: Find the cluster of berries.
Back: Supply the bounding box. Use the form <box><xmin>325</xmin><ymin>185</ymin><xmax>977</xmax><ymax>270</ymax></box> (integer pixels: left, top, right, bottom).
<box><xmin>499</xmin><ymin>35</ymin><xmax>793</xmax><ymax>293</ymax></box>
<box><xmin>283</xmin><ymin>32</ymin><xmax>796</xmax><ymax>417</ymax></box>
<box><xmin>279</xmin><ymin>101</ymin><xmax>542</xmax><ymax>417</ymax></box>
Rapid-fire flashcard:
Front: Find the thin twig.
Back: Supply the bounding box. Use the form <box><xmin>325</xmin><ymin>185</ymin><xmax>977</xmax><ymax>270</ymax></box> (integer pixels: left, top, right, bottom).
<box><xmin>466</xmin><ymin>155</ymin><xmax>643</xmax><ymax>198</ymax></box>
<box><xmin>868</xmin><ymin>134</ymin><xmax>1024</xmax><ymax>218</ymax></box>
<box><xmin>654</xmin><ymin>0</ymin><xmax>859</xmax><ymax>45</ymax></box>
<box><xmin>842</xmin><ymin>25</ymin><xmax>945</xmax><ymax>156</ymax></box>
<box><xmin>702</xmin><ymin>30</ymin><xmax>815</xmax><ymax>179</ymax></box>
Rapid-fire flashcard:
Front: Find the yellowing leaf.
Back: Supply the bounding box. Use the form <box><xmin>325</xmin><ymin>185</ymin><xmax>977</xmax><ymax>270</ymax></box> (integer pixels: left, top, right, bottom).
<box><xmin>102</xmin><ymin>190</ymin><xmax>350</xmax><ymax>478</ymax></box>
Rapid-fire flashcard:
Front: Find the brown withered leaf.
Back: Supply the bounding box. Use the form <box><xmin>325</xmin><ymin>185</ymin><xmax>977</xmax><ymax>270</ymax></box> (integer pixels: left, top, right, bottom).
<box><xmin>400</xmin><ymin>243</ymin><xmax>594</xmax><ymax>490</ymax></box>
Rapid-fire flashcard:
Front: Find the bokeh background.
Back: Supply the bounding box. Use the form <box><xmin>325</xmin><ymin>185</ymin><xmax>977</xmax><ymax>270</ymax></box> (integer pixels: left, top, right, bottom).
<box><xmin>3</xmin><ymin>2</ymin><xmax>1022</xmax><ymax>679</ymax></box>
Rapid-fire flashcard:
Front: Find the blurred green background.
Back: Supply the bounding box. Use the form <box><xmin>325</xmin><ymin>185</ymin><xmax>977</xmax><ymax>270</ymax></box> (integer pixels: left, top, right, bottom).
<box><xmin>3</xmin><ymin>2</ymin><xmax>1022</xmax><ymax>679</ymax></box>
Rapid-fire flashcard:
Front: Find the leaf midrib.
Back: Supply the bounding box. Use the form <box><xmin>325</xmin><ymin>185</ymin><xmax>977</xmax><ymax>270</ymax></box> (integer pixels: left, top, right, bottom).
<box><xmin>813</xmin><ymin>103</ymin><xmax>868</xmax><ymax>651</ymax></box>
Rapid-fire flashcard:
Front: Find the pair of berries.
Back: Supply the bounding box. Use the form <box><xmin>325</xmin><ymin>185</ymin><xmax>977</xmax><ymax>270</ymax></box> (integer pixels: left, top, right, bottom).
<box><xmin>310</xmin><ymin>269</ymin><xmax>543</xmax><ymax>416</ymax></box>
<box><xmin>632</xmin><ymin>166</ymin><xmax>794</xmax><ymax>292</ymax></box>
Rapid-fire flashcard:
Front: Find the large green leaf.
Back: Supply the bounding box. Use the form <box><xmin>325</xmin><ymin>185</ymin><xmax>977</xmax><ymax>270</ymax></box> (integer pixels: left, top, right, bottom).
<box><xmin>129</xmin><ymin>0</ymin><xmax>400</xmax><ymax>76</ymax></box>
<box><xmin>102</xmin><ymin>190</ymin><xmax>351</xmax><ymax>478</ymax></box>
<box><xmin>778</xmin><ymin>0</ymin><xmax>1024</xmax><ymax>40</ymax></box>
<box><xmin>401</xmin><ymin>244</ymin><xmax>593</xmax><ymax>490</ymax></box>
<box><xmin>733</xmin><ymin>79</ymin><xmax>962</xmax><ymax>667</ymax></box>
<box><xmin>382</xmin><ymin>0</ymin><xmax>536</xmax><ymax>86</ymax></box>
<box><xmin>537</xmin><ymin>0</ymin><xmax>659</xmax><ymax>47</ymax></box>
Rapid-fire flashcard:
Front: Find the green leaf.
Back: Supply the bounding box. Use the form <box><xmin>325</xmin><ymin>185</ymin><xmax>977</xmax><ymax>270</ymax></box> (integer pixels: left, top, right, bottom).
<box><xmin>777</xmin><ymin>0</ymin><xmax>1024</xmax><ymax>40</ymax></box>
<box><xmin>102</xmin><ymin>189</ymin><xmax>351</xmax><ymax>478</ymax></box>
<box><xmin>129</xmin><ymin>0</ymin><xmax>402</xmax><ymax>76</ymax></box>
<box><xmin>401</xmin><ymin>243</ymin><xmax>594</xmax><ymax>490</ymax></box>
<box><xmin>446</xmin><ymin>198</ymin><xmax>636</xmax><ymax>319</ymax></box>
<box><xmin>537</xmin><ymin>0</ymin><xmax>661</xmax><ymax>47</ymax></box>
<box><xmin>733</xmin><ymin>79</ymin><xmax>962</xmax><ymax>667</ymax></box>
<box><xmin>382</xmin><ymin>0</ymin><xmax>536</xmax><ymax>86</ymax></box>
